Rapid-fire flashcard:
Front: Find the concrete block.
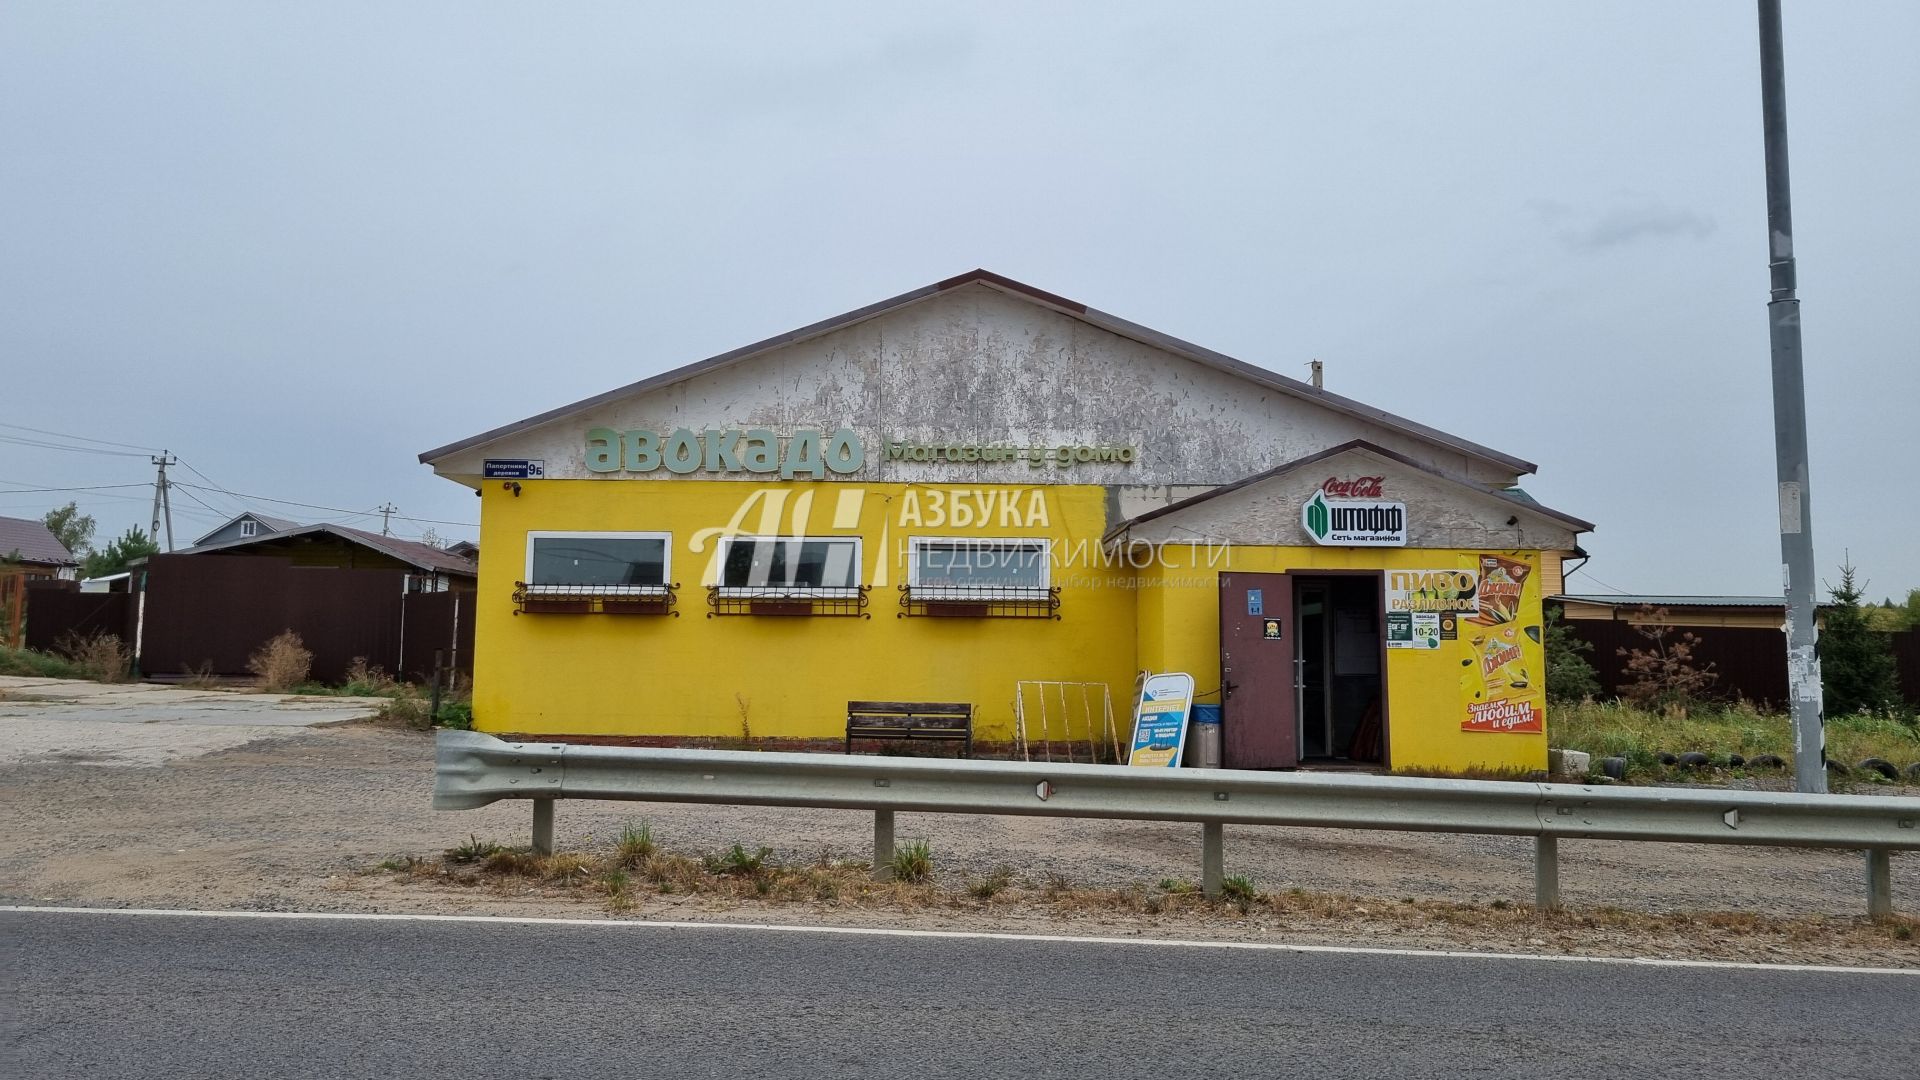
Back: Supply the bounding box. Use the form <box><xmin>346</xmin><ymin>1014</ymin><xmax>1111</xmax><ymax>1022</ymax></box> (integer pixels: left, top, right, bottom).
<box><xmin>1549</xmin><ymin>748</ymin><xmax>1591</xmax><ymax>776</ymax></box>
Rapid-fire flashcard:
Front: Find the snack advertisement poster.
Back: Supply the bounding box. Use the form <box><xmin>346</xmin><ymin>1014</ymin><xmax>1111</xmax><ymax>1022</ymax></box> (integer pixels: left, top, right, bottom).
<box><xmin>1458</xmin><ymin>554</ymin><xmax>1545</xmax><ymax>734</ymax></box>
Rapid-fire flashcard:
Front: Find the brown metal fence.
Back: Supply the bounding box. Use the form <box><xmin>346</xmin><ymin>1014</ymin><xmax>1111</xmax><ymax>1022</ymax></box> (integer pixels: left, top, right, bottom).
<box><xmin>23</xmin><ymin>585</ymin><xmax>133</xmax><ymax>654</ymax></box>
<box><xmin>399</xmin><ymin>590</ymin><xmax>475</xmax><ymax>684</ymax></box>
<box><xmin>135</xmin><ymin>555</ymin><xmax>405</xmax><ymax>682</ymax></box>
<box><xmin>1895</xmin><ymin>632</ymin><xmax>1920</xmax><ymax>709</ymax></box>
<box><xmin>1566</xmin><ymin>620</ymin><xmax>1920</xmax><ymax>710</ymax></box>
<box><xmin>1560</xmin><ymin>619</ymin><xmax>1790</xmax><ymax>707</ymax></box>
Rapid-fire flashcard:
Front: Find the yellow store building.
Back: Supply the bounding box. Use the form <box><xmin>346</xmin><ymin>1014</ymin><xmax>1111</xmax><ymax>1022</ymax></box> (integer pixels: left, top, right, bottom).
<box><xmin>420</xmin><ymin>270</ymin><xmax>1590</xmax><ymax>773</ymax></box>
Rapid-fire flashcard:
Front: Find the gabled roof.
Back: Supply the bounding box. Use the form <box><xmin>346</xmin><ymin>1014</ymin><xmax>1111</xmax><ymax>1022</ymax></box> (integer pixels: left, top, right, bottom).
<box><xmin>418</xmin><ymin>269</ymin><xmax>1537</xmax><ymax>475</ymax></box>
<box><xmin>192</xmin><ymin>511</ymin><xmax>300</xmax><ymax>546</ymax></box>
<box><xmin>0</xmin><ymin>515</ymin><xmax>77</xmax><ymax>567</ymax></box>
<box><xmin>1105</xmin><ymin>439</ymin><xmax>1593</xmax><ymax>541</ymax></box>
<box><xmin>175</xmin><ymin>523</ymin><xmax>477</xmax><ymax>576</ymax></box>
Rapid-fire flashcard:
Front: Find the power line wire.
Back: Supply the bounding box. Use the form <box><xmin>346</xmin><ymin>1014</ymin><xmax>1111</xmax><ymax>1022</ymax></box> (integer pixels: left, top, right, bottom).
<box><xmin>169</xmin><ymin>482</ymin><xmax>477</xmax><ymax>528</ymax></box>
<box><xmin>0</xmin><ymin>423</ymin><xmax>164</xmax><ymax>453</ymax></box>
<box><xmin>0</xmin><ymin>482</ymin><xmax>153</xmax><ymax>494</ymax></box>
<box><xmin>0</xmin><ymin>434</ymin><xmax>150</xmax><ymax>458</ymax></box>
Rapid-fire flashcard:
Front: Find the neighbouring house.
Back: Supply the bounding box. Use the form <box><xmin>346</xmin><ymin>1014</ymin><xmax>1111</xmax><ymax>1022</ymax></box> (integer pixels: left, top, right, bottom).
<box><xmin>192</xmin><ymin>511</ymin><xmax>300</xmax><ymax>547</ymax></box>
<box><xmin>0</xmin><ymin>515</ymin><xmax>79</xmax><ymax>580</ymax></box>
<box><xmin>444</xmin><ymin>539</ymin><xmax>479</xmax><ymax>561</ymax></box>
<box><xmin>166</xmin><ymin>522</ymin><xmax>478</xmax><ymax>591</ymax></box>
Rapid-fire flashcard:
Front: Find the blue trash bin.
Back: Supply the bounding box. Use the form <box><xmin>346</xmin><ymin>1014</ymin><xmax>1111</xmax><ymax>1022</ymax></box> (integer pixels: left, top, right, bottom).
<box><xmin>1189</xmin><ymin>704</ymin><xmax>1222</xmax><ymax>768</ymax></box>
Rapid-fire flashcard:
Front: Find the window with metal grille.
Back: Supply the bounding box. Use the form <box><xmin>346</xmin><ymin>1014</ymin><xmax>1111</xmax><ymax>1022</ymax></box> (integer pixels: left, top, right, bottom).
<box><xmin>524</xmin><ymin>532</ymin><xmax>670</xmax><ymax>594</ymax></box>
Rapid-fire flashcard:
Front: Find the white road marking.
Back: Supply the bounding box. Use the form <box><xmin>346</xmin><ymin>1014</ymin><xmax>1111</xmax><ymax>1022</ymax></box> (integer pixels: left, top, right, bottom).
<box><xmin>3</xmin><ymin>904</ymin><xmax>1913</xmax><ymax>975</ymax></box>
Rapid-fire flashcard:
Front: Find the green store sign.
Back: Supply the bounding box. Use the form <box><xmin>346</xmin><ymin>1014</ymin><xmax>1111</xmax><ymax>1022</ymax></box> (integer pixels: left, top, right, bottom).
<box><xmin>586</xmin><ymin>428</ymin><xmax>864</xmax><ymax>480</ymax></box>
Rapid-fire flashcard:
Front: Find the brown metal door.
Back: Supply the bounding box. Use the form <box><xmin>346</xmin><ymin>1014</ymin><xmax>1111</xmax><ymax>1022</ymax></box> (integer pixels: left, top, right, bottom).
<box><xmin>1219</xmin><ymin>572</ymin><xmax>1298</xmax><ymax>768</ymax></box>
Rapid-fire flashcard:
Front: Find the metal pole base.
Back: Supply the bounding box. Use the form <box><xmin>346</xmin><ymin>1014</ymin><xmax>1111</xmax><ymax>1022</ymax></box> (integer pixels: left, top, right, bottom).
<box><xmin>532</xmin><ymin>798</ymin><xmax>554</xmax><ymax>856</ymax></box>
<box><xmin>1534</xmin><ymin>835</ymin><xmax>1561</xmax><ymax>913</ymax></box>
<box><xmin>1202</xmin><ymin>822</ymin><xmax>1223</xmax><ymax>898</ymax></box>
<box><xmin>873</xmin><ymin>809</ymin><xmax>895</xmax><ymax>881</ymax></box>
<box><xmin>1866</xmin><ymin>848</ymin><xmax>1893</xmax><ymax>919</ymax></box>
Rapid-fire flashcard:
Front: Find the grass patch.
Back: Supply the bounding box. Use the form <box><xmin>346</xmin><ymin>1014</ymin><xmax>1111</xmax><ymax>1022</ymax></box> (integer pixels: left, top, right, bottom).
<box><xmin>1550</xmin><ymin>699</ymin><xmax>1920</xmax><ymax>782</ymax></box>
<box><xmin>616</xmin><ymin>822</ymin><xmax>656</xmax><ymax>866</ymax></box>
<box><xmin>890</xmin><ymin>840</ymin><xmax>933</xmax><ymax>883</ymax></box>
<box><xmin>966</xmin><ymin>865</ymin><xmax>1015</xmax><ymax>900</ymax></box>
<box><xmin>381</xmin><ymin>836</ymin><xmax>1920</xmax><ymax>959</ymax></box>
<box><xmin>0</xmin><ymin>644</ymin><xmax>88</xmax><ymax>679</ymax></box>
<box><xmin>1219</xmin><ymin>875</ymin><xmax>1259</xmax><ymax>912</ymax></box>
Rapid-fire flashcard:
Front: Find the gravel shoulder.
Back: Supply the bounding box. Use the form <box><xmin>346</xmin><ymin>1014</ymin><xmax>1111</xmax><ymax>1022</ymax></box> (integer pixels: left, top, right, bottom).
<box><xmin>0</xmin><ymin>719</ymin><xmax>1914</xmax><ymax>967</ymax></box>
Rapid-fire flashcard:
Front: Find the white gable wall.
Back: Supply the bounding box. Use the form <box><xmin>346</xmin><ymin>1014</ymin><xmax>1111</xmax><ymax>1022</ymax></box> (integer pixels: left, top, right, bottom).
<box><xmin>1117</xmin><ymin>450</ymin><xmax>1580</xmax><ymax>552</ymax></box>
<box><xmin>434</xmin><ymin>284</ymin><xmax>1524</xmax><ymax>488</ymax></box>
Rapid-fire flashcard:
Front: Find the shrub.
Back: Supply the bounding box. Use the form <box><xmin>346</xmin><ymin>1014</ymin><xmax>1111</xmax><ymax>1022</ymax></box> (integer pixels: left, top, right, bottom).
<box><xmin>340</xmin><ymin>658</ymin><xmax>402</xmax><ymax>697</ymax></box>
<box><xmin>247</xmin><ymin>631</ymin><xmax>312</xmax><ymax>692</ymax></box>
<box><xmin>433</xmin><ymin>700</ymin><xmax>474</xmax><ymax>730</ymax></box>
<box><xmin>1616</xmin><ymin>608</ymin><xmax>1718</xmax><ymax>711</ymax></box>
<box><xmin>377</xmin><ymin>691</ymin><xmax>431</xmax><ymax>730</ymax></box>
<box><xmin>1543</xmin><ymin>605</ymin><xmax>1599</xmax><ymax>702</ymax></box>
<box><xmin>56</xmin><ymin>631</ymin><xmax>129</xmax><ymax>682</ymax></box>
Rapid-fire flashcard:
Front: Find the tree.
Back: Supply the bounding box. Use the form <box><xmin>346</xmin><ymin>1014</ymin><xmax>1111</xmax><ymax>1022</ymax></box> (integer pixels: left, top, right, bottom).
<box><xmin>1616</xmin><ymin>607</ymin><xmax>1719</xmax><ymax>712</ymax></box>
<box><xmin>1543</xmin><ymin>605</ymin><xmax>1599</xmax><ymax>701</ymax></box>
<box><xmin>1819</xmin><ymin>558</ymin><xmax>1901</xmax><ymax>717</ymax></box>
<box><xmin>81</xmin><ymin>527</ymin><xmax>160</xmax><ymax>579</ymax></box>
<box><xmin>42</xmin><ymin>502</ymin><xmax>95</xmax><ymax>557</ymax></box>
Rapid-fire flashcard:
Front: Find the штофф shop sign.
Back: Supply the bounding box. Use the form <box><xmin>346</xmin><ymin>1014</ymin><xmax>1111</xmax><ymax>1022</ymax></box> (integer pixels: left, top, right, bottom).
<box><xmin>1301</xmin><ymin>482</ymin><xmax>1407</xmax><ymax>547</ymax></box>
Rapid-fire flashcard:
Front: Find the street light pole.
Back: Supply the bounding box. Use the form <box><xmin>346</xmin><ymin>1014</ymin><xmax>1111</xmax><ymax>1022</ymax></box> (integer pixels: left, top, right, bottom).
<box><xmin>1756</xmin><ymin>0</ymin><xmax>1824</xmax><ymax>793</ymax></box>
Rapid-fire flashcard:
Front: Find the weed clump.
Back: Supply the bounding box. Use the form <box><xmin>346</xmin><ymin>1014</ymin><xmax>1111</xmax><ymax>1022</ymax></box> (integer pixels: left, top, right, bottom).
<box><xmin>247</xmin><ymin>631</ymin><xmax>312</xmax><ymax>692</ymax></box>
<box><xmin>58</xmin><ymin>631</ymin><xmax>130</xmax><ymax>682</ymax></box>
<box><xmin>616</xmin><ymin>823</ymin><xmax>656</xmax><ymax>866</ymax></box>
<box><xmin>1219</xmin><ymin>875</ymin><xmax>1258</xmax><ymax>912</ymax></box>
<box><xmin>890</xmin><ymin>840</ymin><xmax>932</xmax><ymax>883</ymax></box>
<box><xmin>446</xmin><ymin>834</ymin><xmax>504</xmax><ymax>864</ymax></box>
<box><xmin>966</xmin><ymin>865</ymin><xmax>1014</xmax><ymax>900</ymax></box>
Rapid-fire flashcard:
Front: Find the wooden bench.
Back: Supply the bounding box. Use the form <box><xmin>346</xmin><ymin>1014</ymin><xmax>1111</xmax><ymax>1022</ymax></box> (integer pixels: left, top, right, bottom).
<box><xmin>845</xmin><ymin>701</ymin><xmax>974</xmax><ymax>758</ymax></box>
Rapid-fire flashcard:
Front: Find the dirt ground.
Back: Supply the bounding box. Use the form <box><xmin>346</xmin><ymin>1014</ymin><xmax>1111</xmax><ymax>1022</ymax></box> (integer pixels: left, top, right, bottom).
<box><xmin>1</xmin><ymin>715</ymin><xmax>1914</xmax><ymax>967</ymax></box>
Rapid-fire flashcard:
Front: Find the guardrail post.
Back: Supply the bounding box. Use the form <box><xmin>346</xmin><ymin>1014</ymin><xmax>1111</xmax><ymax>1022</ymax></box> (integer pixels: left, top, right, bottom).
<box><xmin>1865</xmin><ymin>848</ymin><xmax>1892</xmax><ymax>918</ymax></box>
<box><xmin>873</xmin><ymin>809</ymin><xmax>895</xmax><ymax>881</ymax></box>
<box><xmin>1202</xmin><ymin>822</ymin><xmax>1223</xmax><ymax>898</ymax></box>
<box><xmin>531</xmin><ymin>798</ymin><xmax>555</xmax><ymax>856</ymax></box>
<box><xmin>1534</xmin><ymin>835</ymin><xmax>1561</xmax><ymax>912</ymax></box>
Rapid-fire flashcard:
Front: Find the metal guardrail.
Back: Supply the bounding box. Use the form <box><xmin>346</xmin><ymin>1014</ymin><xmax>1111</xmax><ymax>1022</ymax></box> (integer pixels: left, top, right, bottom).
<box><xmin>434</xmin><ymin>730</ymin><xmax>1919</xmax><ymax>916</ymax></box>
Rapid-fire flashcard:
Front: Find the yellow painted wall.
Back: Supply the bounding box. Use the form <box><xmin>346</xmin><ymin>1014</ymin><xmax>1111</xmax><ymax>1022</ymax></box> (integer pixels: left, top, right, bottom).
<box><xmin>473</xmin><ymin>480</ymin><xmax>1137</xmax><ymax>743</ymax></box>
<box><xmin>474</xmin><ymin>480</ymin><xmax>1549</xmax><ymax>772</ymax></box>
<box><xmin>1137</xmin><ymin>545</ymin><xmax>1549</xmax><ymax>773</ymax></box>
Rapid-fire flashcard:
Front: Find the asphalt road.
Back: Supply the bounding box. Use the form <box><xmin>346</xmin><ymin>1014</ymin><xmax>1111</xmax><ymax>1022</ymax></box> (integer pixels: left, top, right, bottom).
<box><xmin>6</xmin><ymin>910</ymin><xmax>1916</xmax><ymax>1080</ymax></box>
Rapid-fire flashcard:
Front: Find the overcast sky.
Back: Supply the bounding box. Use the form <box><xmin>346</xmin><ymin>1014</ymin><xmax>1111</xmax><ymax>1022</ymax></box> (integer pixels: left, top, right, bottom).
<box><xmin>2</xmin><ymin>2</ymin><xmax>1914</xmax><ymax>599</ymax></box>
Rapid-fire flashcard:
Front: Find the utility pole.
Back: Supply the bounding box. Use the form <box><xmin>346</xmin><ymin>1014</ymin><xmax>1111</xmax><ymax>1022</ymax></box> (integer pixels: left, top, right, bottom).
<box><xmin>149</xmin><ymin>453</ymin><xmax>177</xmax><ymax>552</ymax></box>
<box><xmin>377</xmin><ymin>502</ymin><xmax>399</xmax><ymax>537</ymax></box>
<box><xmin>1757</xmin><ymin>0</ymin><xmax>1825</xmax><ymax>794</ymax></box>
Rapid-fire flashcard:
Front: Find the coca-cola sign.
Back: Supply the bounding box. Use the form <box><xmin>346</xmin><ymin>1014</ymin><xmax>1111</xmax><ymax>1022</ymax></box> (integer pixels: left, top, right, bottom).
<box><xmin>1322</xmin><ymin>476</ymin><xmax>1384</xmax><ymax>498</ymax></box>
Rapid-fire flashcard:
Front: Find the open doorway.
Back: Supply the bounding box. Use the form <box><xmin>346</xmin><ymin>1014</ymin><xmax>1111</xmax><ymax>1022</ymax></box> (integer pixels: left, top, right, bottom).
<box><xmin>1293</xmin><ymin>574</ymin><xmax>1385</xmax><ymax>764</ymax></box>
